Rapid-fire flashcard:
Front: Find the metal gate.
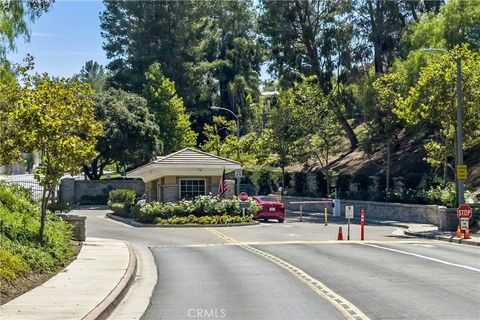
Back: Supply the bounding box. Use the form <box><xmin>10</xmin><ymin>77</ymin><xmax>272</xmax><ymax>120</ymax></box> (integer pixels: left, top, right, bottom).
<box><xmin>0</xmin><ymin>175</ymin><xmax>58</xmax><ymax>202</ymax></box>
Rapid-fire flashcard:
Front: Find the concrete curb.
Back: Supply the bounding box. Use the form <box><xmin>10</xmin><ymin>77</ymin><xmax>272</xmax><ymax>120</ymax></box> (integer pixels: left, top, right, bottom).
<box><xmin>82</xmin><ymin>244</ymin><xmax>138</xmax><ymax>320</ymax></box>
<box><xmin>404</xmin><ymin>230</ymin><xmax>480</xmax><ymax>247</ymax></box>
<box><xmin>106</xmin><ymin>213</ymin><xmax>260</xmax><ymax>228</ymax></box>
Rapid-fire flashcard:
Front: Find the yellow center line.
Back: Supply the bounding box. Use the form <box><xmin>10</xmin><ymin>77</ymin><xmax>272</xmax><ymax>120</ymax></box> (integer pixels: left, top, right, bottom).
<box><xmin>204</xmin><ymin>228</ymin><xmax>371</xmax><ymax>320</ymax></box>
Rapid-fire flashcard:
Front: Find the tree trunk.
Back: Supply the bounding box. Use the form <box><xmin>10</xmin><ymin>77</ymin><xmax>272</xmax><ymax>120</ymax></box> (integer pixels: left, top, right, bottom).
<box><xmin>39</xmin><ymin>186</ymin><xmax>50</xmax><ymax>243</ymax></box>
<box><xmin>386</xmin><ymin>137</ymin><xmax>391</xmax><ymax>200</ymax></box>
<box><xmin>281</xmin><ymin>166</ymin><xmax>285</xmax><ymax>197</ymax></box>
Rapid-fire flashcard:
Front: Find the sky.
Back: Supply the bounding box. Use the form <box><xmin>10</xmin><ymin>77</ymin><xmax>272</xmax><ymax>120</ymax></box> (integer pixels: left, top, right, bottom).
<box><xmin>7</xmin><ymin>0</ymin><xmax>108</xmax><ymax>78</ymax></box>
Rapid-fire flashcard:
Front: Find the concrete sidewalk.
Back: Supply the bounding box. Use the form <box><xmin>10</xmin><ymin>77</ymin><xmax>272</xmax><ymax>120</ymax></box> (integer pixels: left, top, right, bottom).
<box><xmin>0</xmin><ymin>237</ymin><xmax>137</xmax><ymax>320</ymax></box>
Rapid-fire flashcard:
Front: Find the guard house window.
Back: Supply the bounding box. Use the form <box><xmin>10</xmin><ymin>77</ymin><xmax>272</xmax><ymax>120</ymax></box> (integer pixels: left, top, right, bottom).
<box><xmin>180</xmin><ymin>179</ymin><xmax>206</xmax><ymax>199</ymax></box>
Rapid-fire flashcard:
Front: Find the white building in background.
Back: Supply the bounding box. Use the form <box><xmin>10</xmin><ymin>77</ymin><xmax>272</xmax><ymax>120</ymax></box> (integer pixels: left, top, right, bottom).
<box><xmin>0</xmin><ymin>152</ymin><xmax>40</xmax><ymax>175</ymax></box>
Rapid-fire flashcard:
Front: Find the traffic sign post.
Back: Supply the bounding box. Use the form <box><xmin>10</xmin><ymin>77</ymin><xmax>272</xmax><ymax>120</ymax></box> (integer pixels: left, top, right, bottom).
<box><xmin>456</xmin><ymin>164</ymin><xmax>468</xmax><ymax>180</ymax></box>
<box><xmin>457</xmin><ymin>204</ymin><xmax>473</xmax><ymax>219</ymax></box>
<box><xmin>360</xmin><ymin>209</ymin><xmax>365</xmax><ymax>241</ymax></box>
<box><xmin>239</xmin><ymin>192</ymin><xmax>249</xmax><ymax>218</ymax></box>
<box><xmin>457</xmin><ymin>204</ymin><xmax>472</xmax><ymax>234</ymax></box>
<box><xmin>345</xmin><ymin>206</ymin><xmax>354</xmax><ymax>241</ymax></box>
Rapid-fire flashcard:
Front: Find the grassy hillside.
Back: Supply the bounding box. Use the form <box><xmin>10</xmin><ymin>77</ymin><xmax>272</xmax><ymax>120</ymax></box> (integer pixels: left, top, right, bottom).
<box><xmin>0</xmin><ymin>182</ymin><xmax>79</xmax><ymax>304</ymax></box>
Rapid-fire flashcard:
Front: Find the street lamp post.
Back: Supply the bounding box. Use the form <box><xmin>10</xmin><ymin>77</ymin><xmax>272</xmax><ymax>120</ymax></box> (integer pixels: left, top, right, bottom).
<box><xmin>421</xmin><ymin>48</ymin><xmax>464</xmax><ymax>206</ymax></box>
<box><xmin>210</xmin><ymin>106</ymin><xmax>240</xmax><ymax>196</ymax></box>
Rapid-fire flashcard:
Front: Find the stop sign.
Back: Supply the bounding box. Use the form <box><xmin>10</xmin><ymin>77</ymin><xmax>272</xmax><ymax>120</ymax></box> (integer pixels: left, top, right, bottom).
<box><xmin>457</xmin><ymin>204</ymin><xmax>473</xmax><ymax>219</ymax></box>
<box><xmin>239</xmin><ymin>192</ymin><xmax>248</xmax><ymax>201</ymax></box>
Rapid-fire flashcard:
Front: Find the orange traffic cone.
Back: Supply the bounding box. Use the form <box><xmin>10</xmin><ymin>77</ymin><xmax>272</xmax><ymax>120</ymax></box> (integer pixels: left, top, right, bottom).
<box><xmin>337</xmin><ymin>227</ymin><xmax>344</xmax><ymax>241</ymax></box>
<box><xmin>456</xmin><ymin>225</ymin><xmax>462</xmax><ymax>238</ymax></box>
<box><xmin>464</xmin><ymin>225</ymin><xmax>470</xmax><ymax>239</ymax></box>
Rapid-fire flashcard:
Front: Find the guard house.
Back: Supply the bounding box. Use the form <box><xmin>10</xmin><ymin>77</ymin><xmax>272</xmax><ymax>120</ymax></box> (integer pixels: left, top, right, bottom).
<box><xmin>126</xmin><ymin>148</ymin><xmax>240</xmax><ymax>202</ymax></box>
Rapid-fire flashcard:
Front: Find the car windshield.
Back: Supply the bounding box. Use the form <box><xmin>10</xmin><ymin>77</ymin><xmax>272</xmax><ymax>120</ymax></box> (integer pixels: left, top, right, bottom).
<box><xmin>257</xmin><ymin>196</ymin><xmax>279</xmax><ymax>202</ymax></box>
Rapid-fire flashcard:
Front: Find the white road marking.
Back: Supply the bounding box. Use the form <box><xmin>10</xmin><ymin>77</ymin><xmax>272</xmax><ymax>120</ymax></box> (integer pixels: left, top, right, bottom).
<box><xmin>362</xmin><ymin>243</ymin><xmax>480</xmax><ymax>273</ymax></box>
<box><xmin>411</xmin><ymin>244</ymin><xmax>435</xmax><ymax>248</ymax></box>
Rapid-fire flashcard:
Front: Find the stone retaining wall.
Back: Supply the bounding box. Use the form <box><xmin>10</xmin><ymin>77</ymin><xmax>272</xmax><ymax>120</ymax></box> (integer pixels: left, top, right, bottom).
<box><xmin>58</xmin><ymin>214</ymin><xmax>86</xmax><ymax>241</ymax></box>
<box><xmin>283</xmin><ymin>196</ymin><xmax>458</xmax><ymax>231</ymax></box>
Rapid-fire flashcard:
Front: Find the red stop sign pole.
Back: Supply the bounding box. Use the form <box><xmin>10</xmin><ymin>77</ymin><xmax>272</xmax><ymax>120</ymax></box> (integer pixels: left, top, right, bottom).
<box><xmin>457</xmin><ymin>204</ymin><xmax>473</xmax><ymax>220</ymax></box>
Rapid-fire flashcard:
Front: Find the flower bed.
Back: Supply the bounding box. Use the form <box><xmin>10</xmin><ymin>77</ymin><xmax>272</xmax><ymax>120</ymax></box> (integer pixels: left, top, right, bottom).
<box><xmin>108</xmin><ymin>191</ymin><xmax>261</xmax><ymax>224</ymax></box>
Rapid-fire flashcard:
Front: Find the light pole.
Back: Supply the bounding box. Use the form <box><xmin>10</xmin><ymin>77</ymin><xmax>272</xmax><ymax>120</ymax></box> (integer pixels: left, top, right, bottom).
<box><xmin>420</xmin><ymin>48</ymin><xmax>464</xmax><ymax>206</ymax></box>
<box><xmin>210</xmin><ymin>106</ymin><xmax>240</xmax><ymax>196</ymax></box>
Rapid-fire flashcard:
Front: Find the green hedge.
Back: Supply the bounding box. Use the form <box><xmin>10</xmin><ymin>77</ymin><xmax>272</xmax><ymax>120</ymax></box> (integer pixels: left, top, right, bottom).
<box><xmin>138</xmin><ymin>195</ymin><xmax>261</xmax><ymax>224</ymax></box>
<box><xmin>107</xmin><ymin>189</ymin><xmax>137</xmax><ymax>217</ymax></box>
<box><xmin>156</xmin><ymin>214</ymin><xmax>252</xmax><ymax>225</ymax></box>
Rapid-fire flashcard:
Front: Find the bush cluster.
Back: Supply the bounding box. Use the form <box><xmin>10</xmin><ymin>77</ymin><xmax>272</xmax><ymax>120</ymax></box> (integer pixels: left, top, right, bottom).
<box><xmin>0</xmin><ymin>182</ymin><xmax>74</xmax><ymax>286</ymax></box>
<box><xmin>137</xmin><ymin>195</ymin><xmax>260</xmax><ymax>224</ymax></box>
<box><xmin>107</xmin><ymin>189</ymin><xmax>137</xmax><ymax>217</ymax></box>
<box><xmin>108</xmin><ymin>191</ymin><xmax>261</xmax><ymax>224</ymax></box>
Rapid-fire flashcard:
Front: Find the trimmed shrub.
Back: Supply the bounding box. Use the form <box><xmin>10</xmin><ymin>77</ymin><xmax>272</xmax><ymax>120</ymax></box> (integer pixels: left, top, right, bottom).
<box><xmin>79</xmin><ymin>194</ymin><xmax>109</xmax><ymax>205</ymax></box>
<box><xmin>155</xmin><ymin>214</ymin><xmax>251</xmax><ymax>225</ymax></box>
<box><xmin>108</xmin><ymin>189</ymin><xmax>137</xmax><ymax>216</ymax></box>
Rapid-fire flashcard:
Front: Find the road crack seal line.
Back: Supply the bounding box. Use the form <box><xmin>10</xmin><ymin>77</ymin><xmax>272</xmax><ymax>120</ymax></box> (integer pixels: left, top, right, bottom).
<box><xmin>205</xmin><ymin>228</ymin><xmax>371</xmax><ymax>320</ymax></box>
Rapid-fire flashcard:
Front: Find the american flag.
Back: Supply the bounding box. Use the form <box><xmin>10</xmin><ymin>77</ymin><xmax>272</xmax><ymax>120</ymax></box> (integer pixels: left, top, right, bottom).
<box><xmin>218</xmin><ymin>168</ymin><xmax>228</xmax><ymax>198</ymax></box>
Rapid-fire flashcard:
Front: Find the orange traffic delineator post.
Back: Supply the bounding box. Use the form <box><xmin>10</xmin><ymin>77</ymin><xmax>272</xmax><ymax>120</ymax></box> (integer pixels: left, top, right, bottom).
<box><xmin>456</xmin><ymin>225</ymin><xmax>462</xmax><ymax>238</ymax></box>
<box><xmin>337</xmin><ymin>226</ymin><xmax>344</xmax><ymax>240</ymax></box>
<box><xmin>464</xmin><ymin>225</ymin><xmax>470</xmax><ymax>239</ymax></box>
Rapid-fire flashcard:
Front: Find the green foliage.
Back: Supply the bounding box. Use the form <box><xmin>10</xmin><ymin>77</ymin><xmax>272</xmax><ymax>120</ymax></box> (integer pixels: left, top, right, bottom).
<box><xmin>47</xmin><ymin>201</ymin><xmax>71</xmax><ymax>214</ymax></box>
<box><xmin>75</xmin><ymin>60</ymin><xmax>108</xmax><ymax>93</ymax></box>
<box><xmin>425</xmin><ymin>182</ymin><xmax>456</xmax><ymax>207</ymax></box>
<box><xmin>79</xmin><ymin>195</ymin><xmax>109</xmax><ymax>205</ymax></box>
<box><xmin>156</xmin><ymin>214</ymin><xmax>252</xmax><ymax>225</ymax></box>
<box><xmin>144</xmin><ymin>63</ymin><xmax>197</xmax><ymax>154</ymax></box>
<box><xmin>293</xmin><ymin>172</ymin><xmax>308</xmax><ymax>196</ymax></box>
<box><xmin>0</xmin><ymin>183</ymin><xmax>74</xmax><ymax>275</ymax></box>
<box><xmin>0</xmin><ymin>249</ymin><xmax>29</xmax><ymax>281</ymax></box>
<box><xmin>100</xmin><ymin>0</ymin><xmax>262</xmax><ymax>126</ymax></box>
<box><xmin>395</xmin><ymin>45</ymin><xmax>480</xmax><ymax>170</ymax></box>
<box><xmin>84</xmin><ymin>88</ymin><xmax>161</xmax><ymax>180</ymax></box>
<box><xmin>5</xmin><ymin>72</ymin><xmax>103</xmax><ymax>241</ymax></box>
<box><xmin>201</xmin><ymin>115</ymin><xmax>239</xmax><ymax>160</ymax></box>
<box><xmin>254</xmin><ymin>169</ymin><xmax>275</xmax><ymax>195</ymax></box>
<box><xmin>137</xmin><ymin>195</ymin><xmax>261</xmax><ymax>224</ymax></box>
<box><xmin>107</xmin><ymin>189</ymin><xmax>137</xmax><ymax>217</ymax></box>
<box><xmin>401</xmin><ymin>0</ymin><xmax>480</xmax><ymax>52</ymax></box>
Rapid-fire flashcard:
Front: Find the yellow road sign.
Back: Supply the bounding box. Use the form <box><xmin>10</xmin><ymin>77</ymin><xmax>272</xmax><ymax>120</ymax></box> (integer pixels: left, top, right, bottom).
<box><xmin>456</xmin><ymin>164</ymin><xmax>468</xmax><ymax>180</ymax></box>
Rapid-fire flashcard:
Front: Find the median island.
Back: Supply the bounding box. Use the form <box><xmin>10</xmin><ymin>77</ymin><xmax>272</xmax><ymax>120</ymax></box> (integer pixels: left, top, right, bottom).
<box><xmin>107</xmin><ymin>190</ymin><xmax>260</xmax><ymax>226</ymax></box>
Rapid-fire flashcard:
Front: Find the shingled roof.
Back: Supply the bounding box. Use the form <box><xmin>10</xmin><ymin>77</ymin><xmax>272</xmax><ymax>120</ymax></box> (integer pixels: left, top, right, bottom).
<box><xmin>153</xmin><ymin>148</ymin><xmax>239</xmax><ymax>166</ymax></box>
<box><xmin>127</xmin><ymin>148</ymin><xmax>241</xmax><ymax>182</ymax></box>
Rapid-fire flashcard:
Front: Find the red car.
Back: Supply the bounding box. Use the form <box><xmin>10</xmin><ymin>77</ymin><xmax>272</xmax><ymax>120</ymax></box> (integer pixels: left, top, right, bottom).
<box><xmin>252</xmin><ymin>195</ymin><xmax>285</xmax><ymax>223</ymax></box>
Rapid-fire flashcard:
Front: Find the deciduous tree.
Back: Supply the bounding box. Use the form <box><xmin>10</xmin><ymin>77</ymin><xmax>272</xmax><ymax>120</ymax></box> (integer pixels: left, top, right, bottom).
<box><xmin>11</xmin><ymin>75</ymin><xmax>102</xmax><ymax>242</ymax></box>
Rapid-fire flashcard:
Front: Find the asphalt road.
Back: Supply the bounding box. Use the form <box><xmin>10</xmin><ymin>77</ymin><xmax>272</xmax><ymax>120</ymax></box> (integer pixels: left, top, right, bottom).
<box><xmin>81</xmin><ymin>207</ymin><xmax>480</xmax><ymax>320</ymax></box>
